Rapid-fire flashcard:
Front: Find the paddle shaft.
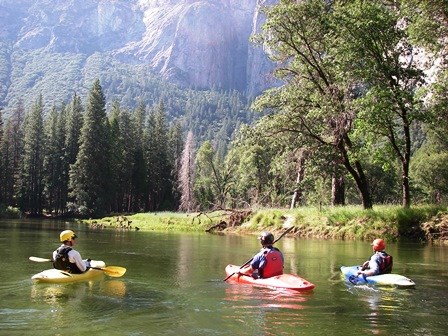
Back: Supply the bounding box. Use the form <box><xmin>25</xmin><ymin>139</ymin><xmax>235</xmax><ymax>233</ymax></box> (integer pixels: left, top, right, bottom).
<box><xmin>222</xmin><ymin>226</ymin><xmax>294</xmax><ymax>281</ymax></box>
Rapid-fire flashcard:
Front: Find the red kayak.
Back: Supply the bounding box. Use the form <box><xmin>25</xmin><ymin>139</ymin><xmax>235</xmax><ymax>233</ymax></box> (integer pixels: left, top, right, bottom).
<box><xmin>225</xmin><ymin>264</ymin><xmax>315</xmax><ymax>291</ymax></box>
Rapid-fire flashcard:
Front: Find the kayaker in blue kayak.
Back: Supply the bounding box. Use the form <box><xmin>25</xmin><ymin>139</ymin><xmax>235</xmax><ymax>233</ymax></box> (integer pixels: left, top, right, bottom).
<box><xmin>357</xmin><ymin>238</ymin><xmax>393</xmax><ymax>277</ymax></box>
<box><xmin>238</xmin><ymin>231</ymin><xmax>284</xmax><ymax>279</ymax></box>
<box><xmin>53</xmin><ymin>230</ymin><xmax>91</xmax><ymax>274</ymax></box>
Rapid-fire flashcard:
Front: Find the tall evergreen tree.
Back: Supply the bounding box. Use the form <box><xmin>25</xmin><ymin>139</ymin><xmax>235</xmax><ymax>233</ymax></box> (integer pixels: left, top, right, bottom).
<box><xmin>43</xmin><ymin>104</ymin><xmax>67</xmax><ymax>214</ymax></box>
<box><xmin>64</xmin><ymin>93</ymin><xmax>83</xmax><ymax>210</ymax></box>
<box><xmin>3</xmin><ymin>101</ymin><xmax>26</xmax><ymax>207</ymax></box>
<box><xmin>17</xmin><ymin>96</ymin><xmax>45</xmax><ymax>215</ymax></box>
<box><xmin>144</xmin><ymin>102</ymin><xmax>172</xmax><ymax>210</ymax></box>
<box><xmin>108</xmin><ymin>101</ymin><xmax>135</xmax><ymax>212</ymax></box>
<box><xmin>168</xmin><ymin>121</ymin><xmax>184</xmax><ymax>210</ymax></box>
<box><xmin>130</xmin><ymin>102</ymin><xmax>147</xmax><ymax>212</ymax></box>
<box><xmin>69</xmin><ymin>79</ymin><xmax>110</xmax><ymax>217</ymax></box>
<box><xmin>0</xmin><ymin>119</ymin><xmax>14</xmax><ymax>206</ymax></box>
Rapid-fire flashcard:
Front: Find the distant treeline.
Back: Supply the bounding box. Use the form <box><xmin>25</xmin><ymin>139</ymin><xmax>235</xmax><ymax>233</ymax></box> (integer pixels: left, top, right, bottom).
<box><xmin>0</xmin><ymin>79</ymin><xmax>255</xmax><ymax>217</ymax></box>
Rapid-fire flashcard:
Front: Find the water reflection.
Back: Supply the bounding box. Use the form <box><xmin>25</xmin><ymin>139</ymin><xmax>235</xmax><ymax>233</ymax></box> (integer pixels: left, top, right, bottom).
<box><xmin>100</xmin><ymin>279</ymin><xmax>127</xmax><ymax>297</ymax></box>
<box><xmin>224</xmin><ymin>284</ymin><xmax>311</xmax><ymax>310</ymax></box>
<box><xmin>30</xmin><ymin>279</ymin><xmax>127</xmax><ymax>306</ymax></box>
<box><xmin>31</xmin><ymin>281</ymin><xmax>92</xmax><ymax>305</ymax></box>
<box><xmin>344</xmin><ymin>282</ymin><xmax>415</xmax><ymax>335</ymax></box>
<box><xmin>223</xmin><ymin>284</ymin><xmax>313</xmax><ymax>335</ymax></box>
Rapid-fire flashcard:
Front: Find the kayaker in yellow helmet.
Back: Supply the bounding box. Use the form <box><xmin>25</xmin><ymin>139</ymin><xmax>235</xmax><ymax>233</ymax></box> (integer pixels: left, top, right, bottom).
<box><xmin>357</xmin><ymin>238</ymin><xmax>393</xmax><ymax>277</ymax></box>
<box><xmin>53</xmin><ymin>230</ymin><xmax>90</xmax><ymax>274</ymax></box>
<box><xmin>238</xmin><ymin>231</ymin><xmax>284</xmax><ymax>279</ymax></box>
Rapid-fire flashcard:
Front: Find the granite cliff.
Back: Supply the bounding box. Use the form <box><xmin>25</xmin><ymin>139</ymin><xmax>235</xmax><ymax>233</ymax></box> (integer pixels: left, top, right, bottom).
<box><xmin>0</xmin><ymin>0</ymin><xmax>278</xmax><ymax>111</ymax></box>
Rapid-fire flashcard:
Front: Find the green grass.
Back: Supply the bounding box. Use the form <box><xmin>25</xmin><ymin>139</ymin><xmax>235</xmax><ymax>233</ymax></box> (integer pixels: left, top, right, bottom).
<box><xmin>84</xmin><ymin>204</ymin><xmax>447</xmax><ymax>242</ymax></box>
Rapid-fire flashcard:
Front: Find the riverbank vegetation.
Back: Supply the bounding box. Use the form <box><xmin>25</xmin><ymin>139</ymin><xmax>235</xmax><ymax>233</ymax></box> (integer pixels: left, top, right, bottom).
<box><xmin>84</xmin><ymin>205</ymin><xmax>448</xmax><ymax>244</ymax></box>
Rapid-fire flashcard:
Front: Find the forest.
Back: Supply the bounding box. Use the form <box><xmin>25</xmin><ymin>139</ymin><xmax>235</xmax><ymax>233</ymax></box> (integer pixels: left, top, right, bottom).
<box><xmin>0</xmin><ymin>0</ymin><xmax>447</xmax><ymax>218</ymax></box>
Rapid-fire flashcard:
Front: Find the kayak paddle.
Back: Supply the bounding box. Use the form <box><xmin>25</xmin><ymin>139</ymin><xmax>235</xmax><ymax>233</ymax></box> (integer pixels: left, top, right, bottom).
<box><xmin>29</xmin><ymin>256</ymin><xmax>127</xmax><ymax>278</ymax></box>
<box><xmin>222</xmin><ymin>225</ymin><xmax>295</xmax><ymax>281</ymax></box>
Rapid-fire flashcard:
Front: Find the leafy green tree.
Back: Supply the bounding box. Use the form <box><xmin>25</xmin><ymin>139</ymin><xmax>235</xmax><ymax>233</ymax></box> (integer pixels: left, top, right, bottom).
<box><xmin>194</xmin><ymin>140</ymin><xmax>234</xmax><ymax>209</ymax></box>
<box><xmin>401</xmin><ymin>0</ymin><xmax>448</xmax><ymax>52</ymax></box>
<box><xmin>17</xmin><ymin>96</ymin><xmax>45</xmax><ymax>215</ymax></box>
<box><xmin>253</xmin><ymin>0</ymin><xmax>373</xmax><ymax>209</ymax></box>
<box><xmin>69</xmin><ymin>79</ymin><xmax>111</xmax><ymax>217</ymax></box>
<box><xmin>333</xmin><ymin>0</ymin><xmax>427</xmax><ymax>208</ymax></box>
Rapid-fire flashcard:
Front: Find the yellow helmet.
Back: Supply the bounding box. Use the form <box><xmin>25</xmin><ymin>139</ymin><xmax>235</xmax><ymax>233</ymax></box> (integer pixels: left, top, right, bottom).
<box><xmin>60</xmin><ymin>230</ymin><xmax>77</xmax><ymax>242</ymax></box>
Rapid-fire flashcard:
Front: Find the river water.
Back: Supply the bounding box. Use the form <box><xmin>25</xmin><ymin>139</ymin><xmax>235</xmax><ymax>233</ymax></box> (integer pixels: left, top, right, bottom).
<box><xmin>0</xmin><ymin>219</ymin><xmax>447</xmax><ymax>335</ymax></box>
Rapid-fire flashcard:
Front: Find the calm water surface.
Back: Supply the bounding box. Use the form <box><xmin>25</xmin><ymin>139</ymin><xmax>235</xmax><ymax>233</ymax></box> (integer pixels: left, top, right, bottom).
<box><xmin>0</xmin><ymin>219</ymin><xmax>447</xmax><ymax>336</ymax></box>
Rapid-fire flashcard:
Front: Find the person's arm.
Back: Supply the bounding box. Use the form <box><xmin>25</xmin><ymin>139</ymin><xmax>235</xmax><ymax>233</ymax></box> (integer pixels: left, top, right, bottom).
<box><xmin>358</xmin><ymin>255</ymin><xmax>379</xmax><ymax>276</ymax></box>
<box><xmin>239</xmin><ymin>253</ymin><xmax>261</xmax><ymax>276</ymax></box>
<box><xmin>68</xmin><ymin>250</ymin><xmax>87</xmax><ymax>272</ymax></box>
<box><xmin>238</xmin><ymin>264</ymin><xmax>254</xmax><ymax>276</ymax></box>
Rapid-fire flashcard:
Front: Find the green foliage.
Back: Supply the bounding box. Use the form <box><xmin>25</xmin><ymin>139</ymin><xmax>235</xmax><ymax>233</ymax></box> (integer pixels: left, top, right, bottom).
<box><xmin>0</xmin><ymin>205</ymin><xmax>21</xmax><ymax>219</ymax></box>
<box><xmin>17</xmin><ymin>96</ymin><xmax>45</xmax><ymax>215</ymax></box>
<box><xmin>69</xmin><ymin>80</ymin><xmax>110</xmax><ymax>217</ymax></box>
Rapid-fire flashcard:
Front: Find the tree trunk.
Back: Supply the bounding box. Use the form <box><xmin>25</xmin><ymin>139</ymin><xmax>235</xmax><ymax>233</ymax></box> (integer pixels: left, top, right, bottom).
<box><xmin>290</xmin><ymin>152</ymin><xmax>306</xmax><ymax>209</ymax></box>
<box><xmin>338</xmin><ymin>141</ymin><xmax>373</xmax><ymax>209</ymax></box>
<box><xmin>331</xmin><ymin>175</ymin><xmax>345</xmax><ymax>206</ymax></box>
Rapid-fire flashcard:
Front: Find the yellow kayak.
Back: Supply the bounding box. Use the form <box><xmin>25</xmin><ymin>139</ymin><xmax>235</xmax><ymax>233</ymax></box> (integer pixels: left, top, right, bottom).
<box><xmin>32</xmin><ymin>260</ymin><xmax>106</xmax><ymax>283</ymax></box>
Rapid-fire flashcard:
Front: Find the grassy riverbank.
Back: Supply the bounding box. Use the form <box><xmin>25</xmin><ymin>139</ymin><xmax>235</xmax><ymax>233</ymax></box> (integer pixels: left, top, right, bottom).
<box><xmin>86</xmin><ymin>204</ymin><xmax>448</xmax><ymax>244</ymax></box>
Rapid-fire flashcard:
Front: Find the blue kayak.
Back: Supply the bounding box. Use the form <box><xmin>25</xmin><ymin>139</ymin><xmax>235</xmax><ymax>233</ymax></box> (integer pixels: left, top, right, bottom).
<box><xmin>341</xmin><ymin>265</ymin><xmax>415</xmax><ymax>288</ymax></box>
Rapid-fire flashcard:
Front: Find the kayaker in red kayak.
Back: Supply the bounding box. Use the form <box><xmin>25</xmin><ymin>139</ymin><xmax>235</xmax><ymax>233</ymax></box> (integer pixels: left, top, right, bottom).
<box><xmin>53</xmin><ymin>230</ymin><xmax>91</xmax><ymax>274</ymax></box>
<box><xmin>357</xmin><ymin>238</ymin><xmax>393</xmax><ymax>277</ymax></box>
<box><xmin>238</xmin><ymin>231</ymin><xmax>284</xmax><ymax>279</ymax></box>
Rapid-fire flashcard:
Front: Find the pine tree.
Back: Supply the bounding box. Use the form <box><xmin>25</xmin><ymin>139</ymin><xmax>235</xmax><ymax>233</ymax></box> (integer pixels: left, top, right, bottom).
<box><xmin>64</xmin><ymin>93</ymin><xmax>83</xmax><ymax>211</ymax></box>
<box><xmin>0</xmin><ymin>119</ymin><xmax>14</xmax><ymax>206</ymax></box>
<box><xmin>43</xmin><ymin>104</ymin><xmax>67</xmax><ymax>215</ymax></box>
<box><xmin>108</xmin><ymin>101</ymin><xmax>135</xmax><ymax>212</ymax></box>
<box><xmin>69</xmin><ymin>79</ymin><xmax>110</xmax><ymax>217</ymax></box>
<box><xmin>18</xmin><ymin>96</ymin><xmax>45</xmax><ymax>215</ymax></box>
<box><xmin>144</xmin><ymin>102</ymin><xmax>171</xmax><ymax>210</ymax></box>
<box><xmin>168</xmin><ymin>121</ymin><xmax>184</xmax><ymax>210</ymax></box>
<box><xmin>130</xmin><ymin>102</ymin><xmax>147</xmax><ymax>211</ymax></box>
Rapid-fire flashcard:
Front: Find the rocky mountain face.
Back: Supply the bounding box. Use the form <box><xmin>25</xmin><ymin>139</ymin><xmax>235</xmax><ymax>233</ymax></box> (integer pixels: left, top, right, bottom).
<box><xmin>0</xmin><ymin>0</ymin><xmax>278</xmax><ymax>107</ymax></box>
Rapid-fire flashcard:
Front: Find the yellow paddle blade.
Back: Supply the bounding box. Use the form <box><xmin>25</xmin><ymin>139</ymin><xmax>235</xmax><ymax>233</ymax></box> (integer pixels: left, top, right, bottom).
<box><xmin>94</xmin><ymin>266</ymin><xmax>127</xmax><ymax>278</ymax></box>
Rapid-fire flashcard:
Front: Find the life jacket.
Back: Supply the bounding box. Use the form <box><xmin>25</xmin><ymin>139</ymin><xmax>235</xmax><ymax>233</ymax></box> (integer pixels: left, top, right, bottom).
<box><xmin>53</xmin><ymin>246</ymin><xmax>83</xmax><ymax>274</ymax></box>
<box><xmin>260</xmin><ymin>247</ymin><xmax>283</xmax><ymax>278</ymax></box>
<box><xmin>378</xmin><ymin>252</ymin><xmax>393</xmax><ymax>274</ymax></box>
